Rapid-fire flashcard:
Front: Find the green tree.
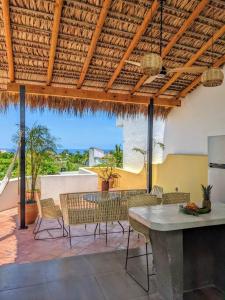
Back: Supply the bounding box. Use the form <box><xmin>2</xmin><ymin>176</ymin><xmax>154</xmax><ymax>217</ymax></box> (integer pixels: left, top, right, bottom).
<box><xmin>111</xmin><ymin>144</ymin><xmax>123</xmax><ymax>168</ymax></box>
<box><xmin>39</xmin><ymin>151</ymin><xmax>61</xmax><ymax>175</ymax></box>
<box><xmin>25</xmin><ymin>124</ymin><xmax>58</xmax><ymax>200</ymax></box>
<box><xmin>0</xmin><ymin>152</ymin><xmax>18</xmax><ymax>180</ymax></box>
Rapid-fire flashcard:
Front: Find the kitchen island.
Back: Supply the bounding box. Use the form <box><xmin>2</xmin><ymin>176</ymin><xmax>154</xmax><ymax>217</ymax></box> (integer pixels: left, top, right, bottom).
<box><xmin>129</xmin><ymin>203</ymin><xmax>225</xmax><ymax>300</ymax></box>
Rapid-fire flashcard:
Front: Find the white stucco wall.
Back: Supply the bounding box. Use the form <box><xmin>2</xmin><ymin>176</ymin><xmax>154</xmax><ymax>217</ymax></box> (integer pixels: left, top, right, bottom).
<box><xmin>0</xmin><ymin>169</ymin><xmax>98</xmax><ymax>211</ymax></box>
<box><xmin>117</xmin><ymin>115</ymin><xmax>165</xmax><ymax>172</ymax></box>
<box><xmin>0</xmin><ymin>179</ymin><xmax>19</xmax><ymax>212</ymax></box>
<box><xmin>164</xmin><ymin>66</ymin><xmax>225</xmax><ymax>157</ymax></box>
<box><xmin>163</xmin><ymin>67</ymin><xmax>225</xmax><ymax>202</ymax></box>
<box><xmin>40</xmin><ymin>169</ymin><xmax>98</xmax><ymax>204</ymax></box>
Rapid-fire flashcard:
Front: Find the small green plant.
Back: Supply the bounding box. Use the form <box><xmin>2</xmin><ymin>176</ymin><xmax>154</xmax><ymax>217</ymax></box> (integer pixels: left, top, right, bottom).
<box><xmin>98</xmin><ymin>155</ymin><xmax>120</xmax><ymax>183</ymax></box>
<box><xmin>97</xmin><ymin>155</ymin><xmax>120</xmax><ymax>191</ymax></box>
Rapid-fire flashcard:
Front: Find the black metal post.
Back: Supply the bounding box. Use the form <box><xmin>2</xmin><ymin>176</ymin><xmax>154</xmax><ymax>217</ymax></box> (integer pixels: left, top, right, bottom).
<box><xmin>20</xmin><ymin>85</ymin><xmax>27</xmax><ymax>229</ymax></box>
<box><xmin>147</xmin><ymin>98</ymin><xmax>154</xmax><ymax>193</ymax></box>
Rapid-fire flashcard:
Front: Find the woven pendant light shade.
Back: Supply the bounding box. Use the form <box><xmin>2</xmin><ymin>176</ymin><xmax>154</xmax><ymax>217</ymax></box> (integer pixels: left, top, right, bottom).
<box><xmin>140</xmin><ymin>53</ymin><xmax>162</xmax><ymax>76</ymax></box>
<box><xmin>201</xmin><ymin>67</ymin><xmax>224</xmax><ymax>87</ymax></box>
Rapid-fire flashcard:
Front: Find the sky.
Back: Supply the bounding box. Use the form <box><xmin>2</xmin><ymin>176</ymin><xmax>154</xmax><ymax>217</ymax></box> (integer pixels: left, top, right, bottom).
<box><xmin>0</xmin><ymin>106</ymin><xmax>123</xmax><ymax>150</ymax></box>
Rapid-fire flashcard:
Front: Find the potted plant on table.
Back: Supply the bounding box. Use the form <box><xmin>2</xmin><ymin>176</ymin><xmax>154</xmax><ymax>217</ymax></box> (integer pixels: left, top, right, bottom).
<box><xmin>17</xmin><ymin>124</ymin><xmax>57</xmax><ymax>224</ymax></box>
<box><xmin>98</xmin><ymin>155</ymin><xmax>120</xmax><ymax>191</ymax></box>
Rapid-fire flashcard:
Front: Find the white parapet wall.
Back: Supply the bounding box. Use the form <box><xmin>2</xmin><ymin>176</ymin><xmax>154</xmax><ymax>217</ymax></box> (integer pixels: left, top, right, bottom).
<box><xmin>0</xmin><ymin>168</ymin><xmax>98</xmax><ymax>211</ymax></box>
<box><xmin>0</xmin><ymin>179</ymin><xmax>20</xmax><ymax>212</ymax></box>
<box><xmin>40</xmin><ymin>168</ymin><xmax>98</xmax><ymax>204</ymax></box>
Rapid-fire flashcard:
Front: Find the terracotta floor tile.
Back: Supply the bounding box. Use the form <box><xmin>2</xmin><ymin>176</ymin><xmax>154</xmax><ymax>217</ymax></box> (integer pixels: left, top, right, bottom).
<box><xmin>0</xmin><ymin>208</ymin><xmax>145</xmax><ymax>267</ymax></box>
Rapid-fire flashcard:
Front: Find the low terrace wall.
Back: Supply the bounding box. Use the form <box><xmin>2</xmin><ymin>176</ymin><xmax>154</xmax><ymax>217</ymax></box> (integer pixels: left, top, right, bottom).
<box><xmin>0</xmin><ymin>168</ymin><xmax>98</xmax><ymax>212</ymax></box>
<box><xmin>40</xmin><ymin>168</ymin><xmax>98</xmax><ymax>204</ymax></box>
<box><xmin>88</xmin><ymin>154</ymin><xmax>208</xmax><ymax>204</ymax></box>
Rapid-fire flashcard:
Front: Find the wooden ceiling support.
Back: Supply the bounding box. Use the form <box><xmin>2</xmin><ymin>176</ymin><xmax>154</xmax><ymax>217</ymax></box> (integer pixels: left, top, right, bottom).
<box><xmin>177</xmin><ymin>54</ymin><xmax>225</xmax><ymax>98</ymax></box>
<box><xmin>6</xmin><ymin>83</ymin><xmax>181</xmax><ymax>107</ymax></box>
<box><xmin>76</xmin><ymin>0</ymin><xmax>112</xmax><ymax>89</ymax></box>
<box><xmin>131</xmin><ymin>0</ymin><xmax>209</xmax><ymax>94</ymax></box>
<box><xmin>47</xmin><ymin>0</ymin><xmax>63</xmax><ymax>85</ymax></box>
<box><xmin>155</xmin><ymin>24</ymin><xmax>225</xmax><ymax>96</ymax></box>
<box><xmin>105</xmin><ymin>0</ymin><xmax>159</xmax><ymax>92</ymax></box>
<box><xmin>2</xmin><ymin>0</ymin><xmax>14</xmax><ymax>82</ymax></box>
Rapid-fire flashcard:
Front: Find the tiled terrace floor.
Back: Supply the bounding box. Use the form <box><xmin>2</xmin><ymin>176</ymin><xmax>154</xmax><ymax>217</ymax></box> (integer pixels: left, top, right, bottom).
<box><xmin>0</xmin><ymin>208</ymin><xmax>145</xmax><ymax>267</ymax></box>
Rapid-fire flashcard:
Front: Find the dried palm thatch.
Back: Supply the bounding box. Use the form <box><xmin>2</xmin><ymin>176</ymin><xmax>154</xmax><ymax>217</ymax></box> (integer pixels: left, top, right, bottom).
<box><xmin>0</xmin><ymin>0</ymin><xmax>224</xmax><ymax>118</ymax></box>
<box><xmin>0</xmin><ymin>91</ymin><xmax>171</xmax><ymax>119</ymax></box>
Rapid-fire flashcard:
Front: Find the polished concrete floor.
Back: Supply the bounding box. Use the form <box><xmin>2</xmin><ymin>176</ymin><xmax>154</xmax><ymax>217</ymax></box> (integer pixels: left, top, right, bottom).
<box><xmin>0</xmin><ymin>249</ymin><xmax>224</xmax><ymax>300</ymax></box>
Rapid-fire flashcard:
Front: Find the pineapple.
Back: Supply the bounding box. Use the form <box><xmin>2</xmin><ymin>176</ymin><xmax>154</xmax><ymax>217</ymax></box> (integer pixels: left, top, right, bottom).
<box><xmin>201</xmin><ymin>185</ymin><xmax>213</xmax><ymax>210</ymax></box>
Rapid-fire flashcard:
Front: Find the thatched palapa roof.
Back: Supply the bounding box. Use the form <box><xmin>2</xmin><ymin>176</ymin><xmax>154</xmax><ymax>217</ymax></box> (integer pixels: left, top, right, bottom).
<box><xmin>0</xmin><ymin>0</ymin><xmax>225</xmax><ymax>117</ymax></box>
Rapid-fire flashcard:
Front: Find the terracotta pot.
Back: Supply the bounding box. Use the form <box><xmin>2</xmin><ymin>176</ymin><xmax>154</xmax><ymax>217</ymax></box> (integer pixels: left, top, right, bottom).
<box><xmin>109</xmin><ymin>178</ymin><xmax>114</xmax><ymax>189</ymax></box>
<box><xmin>18</xmin><ymin>202</ymin><xmax>38</xmax><ymax>225</ymax></box>
<box><xmin>26</xmin><ymin>190</ymin><xmax>40</xmax><ymax>201</ymax></box>
<box><xmin>101</xmin><ymin>180</ymin><xmax>109</xmax><ymax>191</ymax></box>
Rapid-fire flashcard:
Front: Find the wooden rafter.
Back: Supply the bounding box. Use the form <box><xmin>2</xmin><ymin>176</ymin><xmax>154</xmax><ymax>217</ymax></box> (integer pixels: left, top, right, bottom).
<box><xmin>46</xmin><ymin>0</ymin><xmax>63</xmax><ymax>85</ymax></box>
<box><xmin>6</xmin><ymin>83</ymin><xmax>180</xmax><ymax>107</ymax></box>
<box><xmin>155</xmin><ymin>24</ymin><xmax>225</xmax><ymax>97</ymax></box>
<box><xmin>105</xmin><ymin>0</ymin><xmax>159</xmax><ymax>92</ymax></box>
<box><xmin>2</xmin><ymin>0</ymin><xmax>14</xmax><ymax>82</ymax></box>
<box><xmin>177</xmin><ymin>54</ymin><xmax>225</xmax><ymax>98</ymax></box>
<box><xmin>77</xmin><ymin>0</ymin><xmax>112</xmax><ymax>89</ymax></box>
<box><xmin>131</xmin><ymin>0</ymin><xmax>209</xmax><ymax>94</ymax></box>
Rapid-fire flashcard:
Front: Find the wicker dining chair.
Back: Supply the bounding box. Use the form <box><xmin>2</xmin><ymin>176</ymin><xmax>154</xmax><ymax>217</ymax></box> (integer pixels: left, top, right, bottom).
<box><xmin>95</xmin><ymin>195</ymin><xmax>127</xmax><ymax>244</ymax></box>
<box><xmin>92</xmin><ymin>189</ymin><xmax>146</xmax><ymax>243</ymax></box>
<box><xmin>60</xmin><ymin>190</ymin><xmax>147</xmax><ymax>247</ymax></box>
<box><xmin>150</xmin><ymin>185</ymin><xmax>163</xmax><ymax>199</ymax></box>
<box><xmin>125</xmin><ymin>194</ymin><xmax>159</xmax><ymax>292</ymax></box>
<box><xmin>162</xmin><ymin>192</ymin><xmax>190</xmax><ymax>204</ymax></box>
<box><xmin>60</xmin><ymin>192</ymin><xmax>98</xmax><ymax>247</ymax></box>
<box><xmin>33</xmin><ymin>198</ymin><xmax>67</xmax><ymax>240</ymax></box>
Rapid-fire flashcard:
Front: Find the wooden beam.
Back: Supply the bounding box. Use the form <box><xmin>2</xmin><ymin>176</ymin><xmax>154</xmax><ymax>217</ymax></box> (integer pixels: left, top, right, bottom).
<box><xmin>105</xmin><ymin>0</ymin><xmax>159</xmax><ymax>92</ymax></box>
<box><xmin>131</xmin><ymin>0</ymin><xmax>209</xmax><ymax>94</ymax></box>
<box><xmin>46</xmin><ymin>0</ymin><xmax>63</xmax><ymax>85</ymax></box>
<box><xmin>77</xmin><ymin>0</ymin><xmax>111</xmax><ymax>89</ymax></box>
<box><xmin>177</xmin><ymin>54</ymin><xmax>225</xmax><ymax>98</ymax></box>
<box><xmin>7</xmin><ymin>83</ymin><xmax>181</xmax><ymax>107</ymax></box>
<box><xmin>2</xmin><ymin>0</ymin><xmax>14</xmax><ymax>82</ymax></box>
<box><xmin>155</xmin><ymin>24</ymin><xmax>225</xmax><ymax>97</ymax></box>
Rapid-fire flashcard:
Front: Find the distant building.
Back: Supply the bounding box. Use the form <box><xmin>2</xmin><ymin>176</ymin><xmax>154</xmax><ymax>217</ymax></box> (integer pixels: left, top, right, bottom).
<box><xmin>88</xmin><ymin>148</ymin><xmax>105</xmax><ymax>167</ymax></box>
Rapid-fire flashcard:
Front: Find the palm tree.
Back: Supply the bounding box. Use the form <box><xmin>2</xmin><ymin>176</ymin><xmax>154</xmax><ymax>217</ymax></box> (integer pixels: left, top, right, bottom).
<box><xmin>25</xmin><ymin>124</ymin><xmax>57</xmax><ymax>201</ymax></box>
<box><xmin>132</xmin><ymin>139</ymin><xmax>165</xmax><ymax>168</ymax></box>
<box><xmin>111</xmin><ymin>144</ymin><xmax>123</xmax><ymax>168</ymax></box>
<box><xmin>132</xmin><ymin>147</ymin><xmax>147</xmax><ymax>167</ymax></box>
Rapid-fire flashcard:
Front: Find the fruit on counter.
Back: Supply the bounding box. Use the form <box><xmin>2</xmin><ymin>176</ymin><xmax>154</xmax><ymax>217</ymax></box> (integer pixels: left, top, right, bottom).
<box><xmin>186</xmin><ymin>202</ymin><xmax>199</xmax><ymax>211</ymax></box>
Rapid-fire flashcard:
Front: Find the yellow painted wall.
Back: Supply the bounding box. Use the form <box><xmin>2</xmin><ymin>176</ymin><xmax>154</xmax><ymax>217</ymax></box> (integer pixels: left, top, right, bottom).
<box><xmin>88</xmin><ymin>154</ymin><xmax>208</xmax><ymax>204</ymax></box>
<box><xmin>88</xmin><ymin>166</ymin><xmax>157</xmax><ymax>190</ymax></box>
<box><xmin>155</xmin><ymin>155</ymin><xmax>208</xmax><ymax>204</ymax></box>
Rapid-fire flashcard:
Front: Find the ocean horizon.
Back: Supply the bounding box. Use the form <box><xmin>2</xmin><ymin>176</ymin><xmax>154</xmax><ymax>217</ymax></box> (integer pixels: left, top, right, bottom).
<box><xmin>0</xmin><ymin>148</ymin><xmax>112</xmax><ymax>154</ymax></box>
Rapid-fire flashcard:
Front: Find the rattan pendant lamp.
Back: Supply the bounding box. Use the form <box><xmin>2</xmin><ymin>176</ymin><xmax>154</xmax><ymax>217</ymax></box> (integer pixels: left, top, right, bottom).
<box><xmin>140</xmin><ymin>0</ymin><xmax>164</xmax><ymax>76</ymax></box>
<box><xmin>201</xmin><ymin>6</ymin><xmax>224</xmax><ymax>87</ymax></box>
